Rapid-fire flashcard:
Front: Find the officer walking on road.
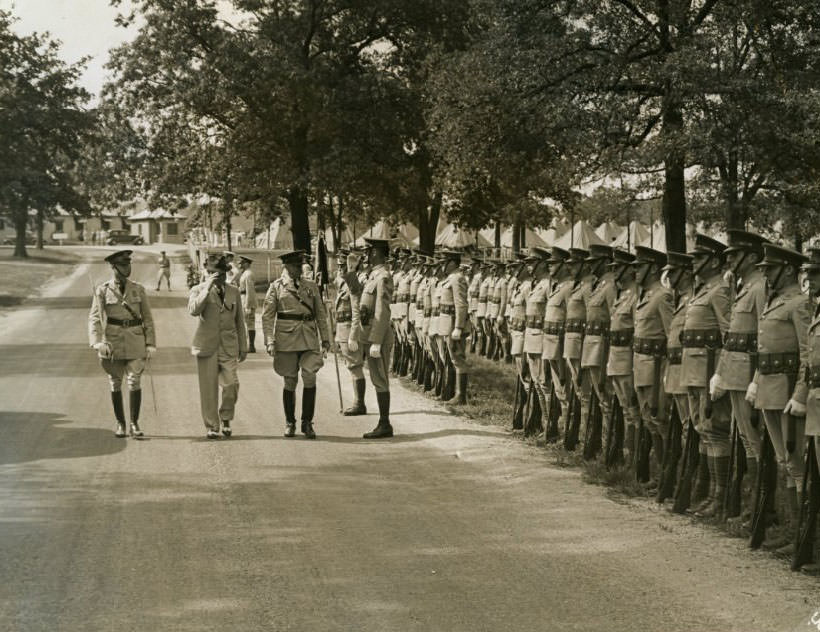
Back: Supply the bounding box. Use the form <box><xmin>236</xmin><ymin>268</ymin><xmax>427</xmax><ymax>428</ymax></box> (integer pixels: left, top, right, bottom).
<box><xmin>156</xmin><ymin>250</ymin><xmax>171</xmax><ymax>291</ymax></box>
<box><xmin>89</xmin><ymin>250</ymin><xmax>156</xmax><ymax>438</ymax></box>
<box><xmin>188</xmin><ymin>253</ymin><xmax>248</xmax><ymax>439</ymax></box>
<box><xmin>238</xmin><ymin>255</ymin><xmax>257</xmax><ymax>352</ymax></box>
<box><xmin>262</xmin><ymin>250</ymin><xmax>330</xmax><ymax>439</ymax></box>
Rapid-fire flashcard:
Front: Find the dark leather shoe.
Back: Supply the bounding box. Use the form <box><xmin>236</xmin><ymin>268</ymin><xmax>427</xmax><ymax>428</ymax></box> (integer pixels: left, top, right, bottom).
<box><xmin>303</xmin><ymin>422</ymin><xmax>316</xmax><ymax>439</ymax></box>
<box><xmin>363</xmin><ymin>423</ymin><xmax>393</xmax><ymax>439</ymax></box>
<box><xmin>221</xmin><ymin>420</ymin><xmax>232</xmax><ymax>437</ymax></box>
<box><xmin>284</xmin><ymin>422</ymin><xmax>296</xmax><ymax>438</ymax></box>
<box><xmin>130</xmin><ymin>422</ymin><xmax>144</xmax><ymax>438</ymax></box>
<box><xmin>206</xmin><ymin>430</ymin><xmax>220</xmax><ymax>439</ymax></box>
<box><xmin>342</xmin><ymin>403</ymin><xmax>367</xmax><ymax>416</ymax></box>
<box><xmin>115</xmin><ymin>422</ymin><xmax>127</xmax><ymax>438</ymax></box>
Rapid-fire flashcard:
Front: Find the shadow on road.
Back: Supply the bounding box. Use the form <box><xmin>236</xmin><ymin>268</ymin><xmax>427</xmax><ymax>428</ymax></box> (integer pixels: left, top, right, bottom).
<box><xmin>144</xmin><ymin>427</ymin><xmax>507</xmax><ymax>444</ymax></box>
<box><xmin>0</xmin><ymin>411</ymin><xmax>128</xmax><ymax>465</ymax></box>
<box><xmin>15</xmin><ymin>293</ymin><xmax>189</xmax><ymax>310</ymax></box>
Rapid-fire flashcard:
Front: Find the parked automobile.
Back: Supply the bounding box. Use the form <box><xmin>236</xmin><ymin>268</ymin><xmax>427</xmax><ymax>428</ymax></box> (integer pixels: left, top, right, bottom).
<box><xmin>106</xmin><ymin>229</ymin><xmax>144</xmax><ymax>245</ymax></box>
<box><xmin>2</xmin><ymin>233</ymin><xmax>37</xmax><ymax>245</ymax></box>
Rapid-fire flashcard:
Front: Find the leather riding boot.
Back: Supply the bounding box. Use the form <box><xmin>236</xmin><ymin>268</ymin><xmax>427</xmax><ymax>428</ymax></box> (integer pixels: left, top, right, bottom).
<box><xmin>697</xmin><ymin>455</ymin><xmax>729</xmax><ymax>519</ymax></box>
<box><xmin>770</xmin><ymin>487</ymin><xmax>801</xmax><ymax>553</ymax></box>
<box><xmin>526</xmin><ymin>388</ymin><xmax>545</xmax><ymax>437</ymax></box>
<box><xmin>129</xmin><ymin>389</ymin><xmax>144</xmax><ymax>437</ymax></box>
<box><xmin>445</xmin><ymin>363</ymin><xmax>457</xmax><ymax>400</ymax></box>
<box><xmin>248</xmin><ymin>330</ymin><xmax>256</xmax><ymax>353</ymax></box>
<box><xmin>343</xmin><ymin>378</ymin><xmax>367</xmax><ymax>415</ymax></box>
<box><xmin>111</xmin><ymin>391</ymin><xmax>126</xmax><ymax>437</ymax></box>
<box><xmin>691</xmin><ymin>451</ymin><xmax>711</xmax><ymax>507</ymax></box>
<box><xmin>301</xmin><ymin>386</ymin><xmax>317</xmax><ymax>439</ymax></box>
<box><xmin>448</xmin><ymin>372</ymin><xmax>468</xmax><ymax>406</ymax></box>
<box><xmin>283</xmin><ymin>389</ymin><xmax>297</xmax><ymax>437</ymax></box>
<box><xmin>434</xmin><ymin>360</ymin><xmax>444</xmax><ymax>397</ymax></box>
<box><xmin>691</xmin><ymin>454</ymin><xmax>715</xmax><ymax>514</ymax></box>
<box><xmin>423</xmin><ymin>357</ymin><xmax>434</xmax><ymax>391</ymax></box>
<box><xmin>364</xmin><ymin>392</ymin><xmax>394</xmax><ymax>439</ymax></box>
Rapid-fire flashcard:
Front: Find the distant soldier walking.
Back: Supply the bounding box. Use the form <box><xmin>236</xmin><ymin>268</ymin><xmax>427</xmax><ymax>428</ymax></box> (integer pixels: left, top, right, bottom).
<box><xmin>89</xmin><ymin>250</ymin><xmax>156</xmax><ymax>438</ymax></box>
<box><xmin>263</xmin><ymin>250</ymin><xmax>330</xmax><ymax>439</ymax></box>
<box><xmin>156</xmin><ymin>250</ymin><xmax>171</xmax><ymax>291</ymax></box>
<box><xmin>189</xmin><ymin>253</ymin><xmax>248</xmax><ymax>439</ymax></box>
<box><xmin>237</xmin><ymin>255</ymin><xmax>257</xmax><ymax>352</ymax></box>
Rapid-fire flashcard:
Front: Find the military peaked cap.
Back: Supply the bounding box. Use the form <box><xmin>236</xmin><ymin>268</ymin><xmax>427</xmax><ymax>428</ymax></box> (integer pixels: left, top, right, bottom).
<box><xmin>633</xmin><ymin>245</ymin><xmax>667</xmax><ymax>267</ymax></box>
<box><xmin>608</xmin><ymin>249</ymin><xmax>635</xmax><ymax>267</ymax></box>
<box><xmin>688</xmin><ymin>233</ymin><xmax>727</xmax><ymax>257</ymax></box>
<box><xmin>530</xmin><ymin>246</ymin><xmax>552</xmax><ymax>260</ymax></box>
<box><xmin>757</xmin><ymin>243</ymin><xmax>808</xmax><ymax>269</ymax></box>
<box><xmin>363</xmin><ymin>237</ymin><xmax>390</xmax><ymax>252</ymax></box>
<box><xmin>279</xmin><ymin>249</ymin><xmax>306</xmax><ymax>264</ymax></box>
<box><xmin>586</xmin><ymin>244</ymin><xmax>614</xmax><ymax>262</ymax></box>
<box><xmin>440</xmin><ymin>248</ymin><xmax>462</xmax><ymax>261</ymax></box>
<box><xmin>724</xmin><ymin>229</ymin><xmax>767</xmax><ymax>255</ymax></box>
<box><xmin>662</xmin><ymin>251</ymin><xmax>694</xmax><ymax>272</ymax></box>
<box><xmin>239</xmin><ymin>255</ymin><xmax>253</xmax><ymax>264</ymax></box>
<box><xmin>205</xmin><ymin>253</ymin><xmax>230</xmax><ymax>272</ymax></box>
<box><xmin>105</xmin><ymin>249</ymin><xmax>133</xmax><ymax>264</ymax></box>
<box><xmin>548</xmin><ymin>246</ymin><xmax>571</xmax><ymax>263</ymax></box>
<box><xmin>568</xmin><ymin>247</ymin><xmax>589</xmax><ymax>262</ymax></box>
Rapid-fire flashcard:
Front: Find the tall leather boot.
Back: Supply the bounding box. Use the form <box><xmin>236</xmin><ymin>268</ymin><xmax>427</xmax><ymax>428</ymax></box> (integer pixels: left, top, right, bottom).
<box><xmin>697</xmin><ymin>455</ymin><xmax>729</xmax><ymax>518</ymax></box>
<box><xmin>624</xmin><ymin>424</ymin><xmax>636</xmax><ymax>467</ymax></box>
<box><xmin>301</xmin><ymin>386</ymin><xmax>317</xmax><ymax>439</ymax></box>
<box><xmin>524</xmin><ymin>387</ymin><xmax>543</xmax><ymax>437</ymax></box>
<box><xmin>448</xmin><ymin>371</ymin><xmax>468</xmax><ymax>406</ymax></box>
<box><xmin>248</xmin><ymin>330</ymin><xmax>256</xmax><ymax>353</ymax></box>
<box><xmin>445</xmin><ymin>362</ymin><xmax>456</xmax><ymax>400</ymax></box>
<box><xmin>364</xmin><ymin>391</ymin><xmax>393</xmax><ymax>439</ymax></box>
<box><xmin>768</xmin><ymin>487</ymin><xmax>801</xmax><ymax>553</ymax></box>
<box><xmin>423</xmin><ymin>356</ymin><xmax>434</xmax><ymax>391</ymax></box>
<box><xmin>690</xmin><ymin>453</ymin><xmax>713</xmax><ymax>513</ymax></box>
<box><xmin>129</xmin><ymin>389</ymin><xmax>144</xmax><ymax>437</ymax></box>
<box><xmin>343</xmin><ymin>378</ymin><xmax>367</xmax><ymax>415</ymax></box>
<box><xmin>512</xmin><ymin>380</ymin><xmax>526</xmax><ymax>430</ymax></box>
<box><xmin>283</xmin><ymin>389</ymin><xmax>297</xmax><ymax>437</ymax></box>
<box><xmin>434</xmin><ymin>359</ymin><xmax>444</xmax><ymax>397</ymax></box>
<box><xmin>111</xmin><ymin>391</ymin><xmax>126</xmax><ymax>438</ymax></box>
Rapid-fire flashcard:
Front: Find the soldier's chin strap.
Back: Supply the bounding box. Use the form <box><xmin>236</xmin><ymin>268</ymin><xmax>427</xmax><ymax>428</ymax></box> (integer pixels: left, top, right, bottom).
<box><xmin>693</xmin><ymin>253</ymin><xmax>714</xmax><ymax>280</ymax></box>
<box><xmin>731</xmin><ymin>251</ymin><xmax>748</xmax><ymax>277</ymax></box>
<box><xmin>767</xmin><ymin>264</ymin><xmax>786</xmax><ymax>295</ymax></box>
<box><xmin>637</xmin><ymin>262</ymin><xmax>654</xmax><ymax>288</ymax></box>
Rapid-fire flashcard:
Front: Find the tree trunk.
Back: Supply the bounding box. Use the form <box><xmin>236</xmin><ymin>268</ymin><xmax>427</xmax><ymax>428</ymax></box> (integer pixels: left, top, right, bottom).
<box><xmin>494</xmin><ymin>222</ymin><xmax>501</xmax><ymax>249</ymax></box>
<box><xmin>224</xmin><ymin>198</ymin><xmax>233</xmax><ymax>251</ymax></box>
<box><xmin>287</xmin><ymin>186</ymin><xmax>312</xmax><ymax>253</ymax></box>
<box><xmin>13</xmin><ymin>211</ymin><xmax>28</xmax><ymax>259</ymax></box>
<box><xmin>418</xmin><ymin>191</ymin><xmax>442</xmax><ymax>254</ymax></box>
<box><xmin>512</xmin><ymin>217</ymin><xmax>522</xmax><ymax>254</ymax></box>
<box><xmin>661</xmin><ymin>103</ymin><xmax>687</xmax><ymax>253</ymax></box>
<box><xmin>35</xmin><ymin>210</ymin><xmax>45</xmax><ymax>250</ymax></box>
<box><xmin>723</xmin><ymin>151</ymin><xmax>745</xmax><ymax>230</ymax></box>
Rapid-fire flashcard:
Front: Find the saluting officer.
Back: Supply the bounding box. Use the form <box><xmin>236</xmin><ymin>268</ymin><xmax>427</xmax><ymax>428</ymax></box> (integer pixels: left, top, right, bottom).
<box><xmin>632</xmin><ymin>246</ymin><xmax>674</xmax><ymax>479</ymax></box>
<box><xmin>712</xmin><ymin>230</ymin><xmax>768</xmax><ymax>517</ymax></box>
<box><xmin>189</xmin><ymin>253</ymin><xmax>248</xmax><ymax>439</ymax></box>
<box><xmin>542</xmin><ymin>247</ymin><xmax>574</xmax><ymax>439</ymax></box>
<box><xmin>262</xmin><ymin>250</ymin><xmax>330</xmax><ymax>439</ymax></box>
<box><xmin>606</xmin><ymin>249</ymin><xmax>640</xmax><ymax>463</ymax></box>
<box><xmin>237</xmin><ymin>255</ymin><xmax>257</xmax><ymax>352</ymax></box>
<box><xmin>746</xmin><ymin>243</ymin><xmax>810</xmax><ymax>551</ymax></box>
<box><xmin>334</xmin><ymin>249</ymin><xmax>367</xmax><ymax>415</ymax></box>
<box><xmin>89</xmin><ymin>249</ymin><xmax>156</xmax><ymax>438</ymax></box>
<box><xmin>346</xmin><ymin>238</ymin><xmax>395</xmax><ymax>438</ymax></box>
<box><xmin>681</xmin><ymin>234</ymin><xmax>731</xmax><ymax>517</ymax></box>
<box><xmin>438</xmin><ymin>249</ymin><xmax>471</xmax><ymax>404</ymax></box>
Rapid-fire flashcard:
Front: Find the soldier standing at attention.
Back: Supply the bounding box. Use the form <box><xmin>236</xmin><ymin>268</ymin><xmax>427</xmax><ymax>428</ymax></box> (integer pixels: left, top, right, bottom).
<box><xmin>262</xmin><ymin>250</ymin><xmax>330</xmax><ymax>440</ymax></box>
<box><xmin>746</xmin><ymin>244</ymin><xmax>810</xmax><ymax>551</ymax></box>
<box><xmin>395</xmin><ymin>253</ymin><xmax>413</xmax><ymax>377</ymax></box>
<box><xmin>476</xmin><ymin>260</ymin><xmax>493</xmax><ymax>357</ymax></box>
<box><xmin>438</xmin><ymin>249</ymin><xmax>471</xmax><ymax>404</ymax></box>
<box><xmin>632</xmin><ymin>246</ymin><xmax>674</xmax><ymax>480</ymax></box>
<box><xmin>188</xmin><ymin>253</ymin><xmax>247</xmax><ymax>439</ymax></box>
<box><xmin>89</xmin><ymin>250</ymin><xmax>156</xmax><ymax>438</ymax></box>
<box><xmin>681</xmin><ymin>234</ymin><xmax>731</xmax><ymax>517</ymax></box>
<box><xmin>237</xmin><ymin>255</ymin><xmax>257</xmax><ymax>352</ymax></box>
<box><xmin>606</xmin><ymin>249</ymin><xmax>640</xmax><ymax>462</ymax></box>
<box><xmin>712</xmin><ymin>230</ymin><xmax>768</xmax><ymax>518</ymax></box>
<box><xmin>523</xmin><ymin>247</ymin><xmax>552</xmax><ymax>437</ymax></box>
<box><xmin>467</xmin><ymin>259</ymin><xmax>482</xmax><ymax>354</ymax></box>
<box><xmin>156</xmin><ymin>250</ymin><xmax>171</xmax><ymax>291</ymax></box>
<box><xmin>346</xmin><ymin>238</ymin><xmax>395</xmax><ymax>439</ymax></box>
<box><xmin>542</xmin><ymin>247</ymin><xmax>574</xmax><ymax>440</ymax></box>
<box><xmin>335</xmin><ymin>249</ymin><xmax>367</xmax><ymax>415</ymax></box>
<box><xmin>509</xmin><ymin>255</ymin><xmax>533</xmax><ymax>430</ymax></box>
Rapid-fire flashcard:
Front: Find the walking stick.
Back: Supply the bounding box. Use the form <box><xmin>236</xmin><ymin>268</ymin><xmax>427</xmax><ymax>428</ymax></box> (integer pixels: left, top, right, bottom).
<box><xmin>324</xmin><ymin>297</ymin><xmax>344</xmax><ymax>413</ymax></box>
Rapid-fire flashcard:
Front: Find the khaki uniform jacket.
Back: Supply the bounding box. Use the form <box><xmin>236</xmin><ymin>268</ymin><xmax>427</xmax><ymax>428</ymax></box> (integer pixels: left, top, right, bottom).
<box><xmin>334</xmin><ymin>274</ymin><xmax>353</xmax><ymax>343</ymax></box>
<box><xmin>715</xmin><ymin>272</ymin><xmax>766</xmax><ymax>391</ymax></box>
<box><xmin>510</xmin><ymin>278</ymin><xmax>532</xmax><ymax>355</ymax></box>
<box><xmin>607</xmin><ymin>282</ymin><xmax>637</xmax><ymax>377</ymax></box>
<box><xmin>581</xmin><ymin>273</ymin><xmax>617</xmax><ymax>368</ymax></box>
<box><xmin>504</xmin><ymin>276</ymin><xmax>517</xmax><ymax>319</ymax></box>
<box><xmin>543</xmin><ymin>279</ymin><xmax>573</xmax><ymax>360</ymax></box>
<box><xmin>188</xmin><ymin>282</ymin><xmax>247</xmax><ymax>357</ymax></box>
<box><xmin>89</xmin><ymin>278</ymin><xmax>156</xmax><ymax>360</ymax></box>
<box><xmin>680</xmin><ymin>275</ymin><xmax>730</xmax><ymax>388</ymax></box>
<box><xmin>468</xmin><ymin>272</ymin><xmax>482</xmax><ymax>314</ymax></box>
<box><xmin>352</xmin><ymin>265</ymin><xmax>393</xmax><ymax>346</ymax></box>
<box><xmin>524</xmin><ymin>277</ymin><xmax>550</xmax><ymax>355</ymax></box>
<box><xmin>392</xmin><ymin>271</ymin><xmax>411</xmax><ymax>321</ymax></box>
<box><xmin>239</xmin><ymin>269</ymin><xmax>256</xmax><ymax>315</ymax></box>
<box><xmin>753</xmin><ymin>283</ymin><xmax>810</xmax><ymax>409</ymax></box>
<box><xmin>430</xmin><ymin>278</ymin><xmax>444</xmax><ymax>336</ymax></box>
<box><xmin>805</xmin><ymin>302</ymin><xmax>820</xmax><ymax>436</ymax></box>
<box><xmin>564</xmin><ymin>276</ymin><xmax>594</xmax><ymax>361</ymax></box>
<box><xmin>478</xmin><ymin>275</ymin><xmax>493</xmax><ymax>318</ymax></box>
<box><xmin>261</xmin><ymin>270</ymin><xmax>329</xmax><ymax>352</ymax></box>
<box><xmin>664</xmin><ymin>289</ymin><xmax>691</xmax><ymax>395</ymax></box>
<box><xmin>633</xmin><ymin>281</ymin><xmax>673</xmax><ymax>387</ymax></box>
<box><xmin>438</xmin><ymin>270</ymin><xmax>469</xmax><ymax>336</ymax></box>
<box><xmin>408</xmin><ymin>270</ymin><xmax>422</xmax><ymax>324</ymax></box>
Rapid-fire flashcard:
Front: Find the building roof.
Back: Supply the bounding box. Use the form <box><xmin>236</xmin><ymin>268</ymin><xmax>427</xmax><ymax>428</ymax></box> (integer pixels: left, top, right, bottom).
<box><xmin>128</xmin><ymin>209</ymin><xmax>186</xmax><ymax>222</ymax></box>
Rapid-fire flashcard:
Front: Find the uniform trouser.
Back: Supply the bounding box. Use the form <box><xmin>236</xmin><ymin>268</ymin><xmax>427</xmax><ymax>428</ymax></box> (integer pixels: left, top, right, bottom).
<box><xmin>274</xmin><ymin>349</ymin><xmax>323</xmax><ymax>391</ymax></box>
<box><xmin>547</xmin><ymin>359</ymin><xmax>568</xmax><ymax>414</ymax></box>
<box><xmin>687</xmin><ymin>387</ymin><xmax>732</xmax><ymax>457</ymax></box>
<box><xmin>761</xmin><ymin>409</ymin><xmax>806</xmax><ymax>490</ymax></box>
<box><xmin>244</xmin><ymin>309</ymin><xmax>256</xmax><ymax>332</ymax></box>
<box><xmin>436</xmin><ymin>335</ymin><xmax>447</xmax><ymax>364</ymax></box>
<box><xmin>156</xmin><ymin>268</ymin><xmax>170</xmax><ymax>289</ymax></box>
<box><xmin>586</xmin><ymin>366</ymin><xmax>612</xmax><ymax>421</ymax></box>
<box><xmin>446</xmin><ymin>335</ymin><xmax>469</xmax><ymax>373</ymax></box>
<box><xmin>729</xmin><ymin>390</ymin><xmax>762</xmax><ymax>460</ymax></box>
<box><xmin>514</xmin><ymin>354</ymin><xmax>529</xmax><ymax>387</ymax></box>
<box><xmin>611</xmin><ymin>374</ymin><xmax>642</xmax><ymax>431</ymax></box>
<box><xmin>196</xmin><ymin>352</ymin><xmax>239</xmax><ymax>431</ymax></box>
<box><xmin>567</xmin><ymin>358</ymin><xmax>590</xmax><ymax>407</ymax></box>
<box><xmin>636</xmin><ymin>384</ymin><xmax>669</xmax><ymax>441</ymax></box>
<box><xmin>363</xmin><ymin>330</ymin><xmax>394</xmax><ymax>393</ymax></box>
<box><xmin>338</xmin><ymin>340</ymin><xmax>365</xmax><ymax>380</ymax></box>
<box><xmin>101</xmin><ymin>357</ymin><xmax>145</xmax><ymax>392</ymax></box>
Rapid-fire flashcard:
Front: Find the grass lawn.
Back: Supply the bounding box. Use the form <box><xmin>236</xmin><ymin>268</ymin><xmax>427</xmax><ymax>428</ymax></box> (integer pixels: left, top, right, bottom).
<box><xmin>0</xmin><ymin>246</ymin><xmax>81</xmax><ymax>307</ymax></box>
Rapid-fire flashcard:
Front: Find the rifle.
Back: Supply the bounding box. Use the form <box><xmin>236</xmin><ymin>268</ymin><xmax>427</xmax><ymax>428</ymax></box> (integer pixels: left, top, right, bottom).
<box><xmin>545</xmin><ymin>364</ymin><xmax>561</xmax><ymax>443</ymax></box>
<box><xmin>750</xmin><ymin>426</ymin><xmax>777</xmax><ymax>549</ymax></box>
<box><xmin>656</xmin><ymin>399</ymin><xmax>681</xmax><ymax>503</ymax></box>
<box><xmin>563</xmin><ymin>379</ymin><xmax>581</xmax><ymax>451</ymax></box>
<box><xmin>723</xmin><ymin>420</ymin><xmax>746</xmax><ymax>519</ymax></box>
<box><xmin>672</xmin><ymin>422</ymin><xmax>700</xmax><ymax>514</ymax></box>
<box><xmin>512</xmin><ymin>375</ymin><xmax>524</xmax><ymax>430</ymax></box>
<box><xmin>605</xmin><ymin>392</ymin><xmax>625</xmax><ymax>468</ymax></box>
<box><xmin>583</xmin><ymin>387</ymin><xmax>602</xmax><ymax>461</ymax></box>
<box><xmin>635</xmin><ymin>417</ymin><xmax>651</xmax><ymax>483</ymax></box>
<box><xmin>792</xmin><ymin>438</ymin><xmax>820</xmax><ymax>570</ymax></box>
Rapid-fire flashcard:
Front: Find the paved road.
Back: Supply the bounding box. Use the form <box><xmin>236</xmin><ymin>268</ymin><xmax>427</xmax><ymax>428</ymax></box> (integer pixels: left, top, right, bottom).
<box><xmin>0</xmin><ymin>252</ymin><xmax>818</xmax><ymax>632</ymax></box>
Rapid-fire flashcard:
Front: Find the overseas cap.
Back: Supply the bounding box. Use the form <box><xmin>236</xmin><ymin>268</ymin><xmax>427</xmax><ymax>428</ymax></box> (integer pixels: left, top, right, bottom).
<box><xmin>757</xmin><ymin>243</ymin><xmax>808</xmax><ymax>269</ymax></box>
<box><xmin>724</xmin><ymin>229</ymin><xmax>768</xmax><ymax>256</ymax></box>
<box><xmin>105</xmin><ymin>249</ymin><xmax>133</xmax><ymax>264</ymax></box>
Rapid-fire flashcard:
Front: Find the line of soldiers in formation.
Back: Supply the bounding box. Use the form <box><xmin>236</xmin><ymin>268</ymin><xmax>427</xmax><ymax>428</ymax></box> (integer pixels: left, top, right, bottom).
<box><xmin>348</xmin><ymin>230</ymin><xmax>820</xmax><ymax>574</ymax></box>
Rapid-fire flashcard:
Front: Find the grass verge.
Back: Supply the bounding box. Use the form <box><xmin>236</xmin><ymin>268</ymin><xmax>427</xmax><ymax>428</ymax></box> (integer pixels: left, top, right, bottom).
<box><xmin>0</xmin><ymin>246</ymin><xmax>81</xmax><ymax>307</ymax></box>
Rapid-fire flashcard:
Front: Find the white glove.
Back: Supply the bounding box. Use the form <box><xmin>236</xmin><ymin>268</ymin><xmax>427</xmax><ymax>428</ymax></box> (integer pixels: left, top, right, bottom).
<box><xmin>784</xmin><ymin>398</ymin><xmax>807</xmax><ymax>417</ymax></box>
<box><xmin>369</xmin><ymin>343</ymin><xmax>382</xmax><ymax>358</ymax></box>
<box><xmin>93</xmin><ymin>341</ymin><xmax>113</xmax><ymax>359</ymax></box>
<box><xmin>348</xmin><ymin>338</ymin><xmax>359</xmax><ymax>353</ymax></box>
<box><xmin>146</xmin><ymin>345</ymin><xmax>156</xmax><ymax>359</ymax></box>
<box><xmin>451</xmin><ymin>327</ymin><xmax>462</xmax><ymax>340</ymax></box>
<box><xmin>745</xmin><ymin>382</ymin><xmax>758</xmax><ymax>405</ymax></box>
<box><xmin>266</xmin><ymin>342</ymin><xmax>275</xmax><ymax>357</ymax></box>
<box><xmin>709</xmin><ymin>374</ymin><xmax>725</xmax><ymax>401</ymax></box>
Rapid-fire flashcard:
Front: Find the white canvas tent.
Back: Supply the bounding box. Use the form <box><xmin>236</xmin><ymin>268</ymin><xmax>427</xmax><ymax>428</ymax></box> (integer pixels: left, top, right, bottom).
<box><xmin>435</xmin><ymin>223</ymin><xmax>492</xmax><ymax>248</ymax></box>
<box><xmin>255</xmin><ymin>217</ymin><xmax>293</xmax><ymax>249</ymax></box>
<box><xmin>611</xmin><ymin>221</ymin><xmax>650</xmax><ymax>251</ymax></box>
<box><xmin>596</xmin><ymin>221</ymin><xmax>623</xmax><ymax>243</ymax></box>
<box><xmin>639</xmin><ymin>220</ymin><xmax>667</xmax><ymax>251</ymax></box>
<box><xmin>498</xmin><ymin>225</ymin><xmax>547</xmax><ymax>249</ymax></box>
<box><xmin>553</xmin><ymin>220</ymin><xmax>606</xmax><ymax>250</ymax></box>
